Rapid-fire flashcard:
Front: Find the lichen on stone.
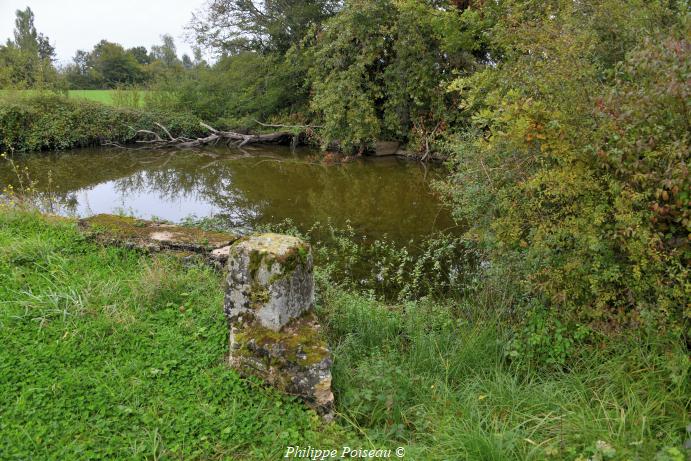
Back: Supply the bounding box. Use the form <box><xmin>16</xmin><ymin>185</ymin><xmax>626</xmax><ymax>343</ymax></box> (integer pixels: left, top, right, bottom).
<box><xmin>233</xmin><ymin>312</ymin><xmax>329</xmax><ymax>367</ymax></box>
<box><xmin>230</xmin><ymin>312</ymin><xmax>334</xmax><ymax>415</ymax></box>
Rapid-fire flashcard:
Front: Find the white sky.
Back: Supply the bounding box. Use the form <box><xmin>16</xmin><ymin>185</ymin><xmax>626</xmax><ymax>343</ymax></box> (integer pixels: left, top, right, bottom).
<box><xmin>0</xmin><ymin>0</ymin><xmax>208</xmax><ymax>65</ymax></box>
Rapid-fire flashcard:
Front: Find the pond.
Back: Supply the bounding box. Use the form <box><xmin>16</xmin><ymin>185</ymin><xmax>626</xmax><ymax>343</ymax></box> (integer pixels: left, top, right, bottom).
<box><xmin>0</xmin><ymin>146</ymin><xmax>455</xmax><ymax>243</ymax></box>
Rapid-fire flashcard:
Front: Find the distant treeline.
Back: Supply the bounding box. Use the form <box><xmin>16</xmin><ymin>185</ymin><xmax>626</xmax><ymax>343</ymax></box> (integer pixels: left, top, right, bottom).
<box><xmin>0</xmin><ymin>7</ymin><xmax>200</xmax><ymax>91</ymax></box>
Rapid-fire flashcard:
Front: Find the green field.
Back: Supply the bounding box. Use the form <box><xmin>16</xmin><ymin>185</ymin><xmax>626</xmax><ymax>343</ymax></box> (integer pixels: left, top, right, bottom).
<box><xmin>0</xmin><ymin>209</ymin><xmax>687</xmax><ymax>460</ymax></box>
<box><xmin>67</xmin><ymin>89</ymin><xmax>118</xmax><ymax>105</ymax></box>
<box><xmin>0</xmin><ymin>89</ymin><xmax>148</xmax><ymax>108</ymax></box>
<box><xmin>68</xmin><ymin>89</ymin><xmax>147</xmax><ymax>107</ymax></box>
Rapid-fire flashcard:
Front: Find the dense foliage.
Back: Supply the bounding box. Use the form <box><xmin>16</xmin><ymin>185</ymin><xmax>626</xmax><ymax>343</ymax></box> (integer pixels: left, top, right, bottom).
<box><xmin>189</xmin><ymin>0</ymin><xmax>341</xmax><ymax>55</ymax></box>
<box><xmin>170</xmin><ymin>0</ymin><xmax>494</xmax><ymax>149</ymax></box>
<box><xmin>439</xmin><ymin>0</ymin><xmax>689</xmax><ymax>363</ymax></box>
<box><xmin>61</xmin><ymin>35</ymin><xmax>200</xmax><ymax>89</ymax></box>
<box><xmin>148</xmin><ymin>51</ymin><xmax>309</xmax><ymax>128</ymax></box>
<box><xmin>0</xmin><ymin>93</ymin><xmax>204</xmax><ymax>151</ymax></box>
<box><xmin>308</xmin><ymin>0</ymin><xmax>490</xmax><ymax>150</ymax></box>
<box><xmin>145</xmin><ymin>0</ymin><xmax>342</xmax><ymax>128</ymax></box>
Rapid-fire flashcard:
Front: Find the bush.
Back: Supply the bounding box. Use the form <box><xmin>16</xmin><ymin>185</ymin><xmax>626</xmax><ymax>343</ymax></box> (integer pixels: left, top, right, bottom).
<box><xmin>146</xmin><ymin>52</ymin><xmax>311</xmax><ymax>129</ymax></box>
<box><xmin>440</xmin><ymin>1</ymin><xmax>689</xmax><ymax>364</ymax></box>
<box><xmin>0</xmin><ymin>93</ymin><xmax>204</xmax><ymax>152</ymax></box>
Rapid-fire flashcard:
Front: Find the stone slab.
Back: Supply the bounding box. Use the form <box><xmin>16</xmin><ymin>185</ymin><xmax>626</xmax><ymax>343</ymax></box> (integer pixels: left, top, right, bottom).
<box><xmin>79</xmin><ymin>214</ymin><xmax>238</xmax><ymax>253</ymax></box>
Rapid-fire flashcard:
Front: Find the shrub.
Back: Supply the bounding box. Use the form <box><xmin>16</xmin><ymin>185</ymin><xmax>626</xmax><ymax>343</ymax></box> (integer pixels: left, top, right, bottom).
<box><xmin>440</xmin><ymin>1</ymin><xmax>689</xmax><ymax>364</ymax></box>
<box><xmin>146</xmin><ymin>52</ymin><xmax>311</xmax><ymax>129</ymax></box>
<box><xmin>0</xmin><ymin>93</ymin><xmax>204</xmax><ymax>152</ymax></box>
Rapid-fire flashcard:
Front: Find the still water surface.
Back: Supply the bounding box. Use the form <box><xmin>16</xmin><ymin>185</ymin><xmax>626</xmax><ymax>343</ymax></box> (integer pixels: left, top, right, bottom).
<box><xmin>0</xmin><ymin>146</ymin><xmax>454</xmax><ymax>243</ymax></box>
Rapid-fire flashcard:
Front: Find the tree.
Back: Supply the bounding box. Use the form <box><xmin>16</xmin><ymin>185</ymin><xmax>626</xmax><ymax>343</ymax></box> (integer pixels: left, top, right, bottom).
<box><xmin>192</xmin><ymin>46</ymin><xmax>208</xmax><ymax>67</ymax></box>
<box><xmin>309</xmin><ymin>0</ymin><xmax>489</xmax><ymax>151</ymax></box>
<box><xmin>12</xmin><ymin>7</ymin><xmax>55</xmax><ymax>61</ymax></box>
<box><xmin>73</xmin><ymin>50</ymin><xmax>89</xmax><ymax>72</ymax></box>
<box><xmin>189</xmin><ymin>0</ymin><xmax>342</xmax><ymax>55</ymax></box>
<box><xmin>0</xmin><ymin>7</ymin><xmax>58</xmax><ymax>88</ymax></box>
<box><xmin>88</xmin><ymin>40</ymin><xmax>145</xmax><ymax>87</ymax></box>
<box><xmin>62</xmin><ymin>50</ymin><xmax>91</xmax><ymax>89</ymax></box>
<box><xmin>150</xmin><ymin>34</ymin><xmax>180</xmax><ymax>67</ymax></box>
<box><xmin>156</xmin><ymin>50</ymin><xmax>309</xmax><ymax>125</ymax></box>
<box><xmin>127</xmin><ymin>46</ymin><xmax>151</xmax><ymax>65</ymax></box>
<box><xmin>182</xmin><ymin>54</ymin><xmax>194</xmax><ymax>69</ymax></box>
<box><xmin>13</xmin><ymin>7</ymin><xmax>38</xmax><ymax>53</ymax></box>
<box><xmin>37</xmin><ymin>34</ymin><xmax>55</xmax><ymax>61</ymax></box>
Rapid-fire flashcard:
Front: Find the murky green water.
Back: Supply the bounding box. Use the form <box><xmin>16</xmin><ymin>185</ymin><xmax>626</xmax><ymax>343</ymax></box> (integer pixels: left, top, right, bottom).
<box><xmin>0</xmin><ymin>146</ymin><xmax>455</xmax><ymax>243</ymax></box>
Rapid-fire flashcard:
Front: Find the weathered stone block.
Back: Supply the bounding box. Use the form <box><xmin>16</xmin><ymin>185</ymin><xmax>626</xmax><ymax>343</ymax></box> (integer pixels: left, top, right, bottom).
<box><xmin>224</xmin><ymin>234</ymin><xmax>334</xmax><ymax>416</ymax></box>
<box><xmin>224</xmin><ymin>233</ymin><xmax>314</xmax><ymax>331</ymax></box>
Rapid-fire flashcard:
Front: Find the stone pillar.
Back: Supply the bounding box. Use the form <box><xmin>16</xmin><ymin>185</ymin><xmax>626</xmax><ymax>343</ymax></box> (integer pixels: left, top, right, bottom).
<box><xmin>224</xmin><ymin>234</ymin><xmax>334</xmax><ymax>416</ymax></box>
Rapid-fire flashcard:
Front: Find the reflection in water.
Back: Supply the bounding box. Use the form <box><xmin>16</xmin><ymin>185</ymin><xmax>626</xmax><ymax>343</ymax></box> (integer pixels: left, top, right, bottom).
<box><xmin>0</xmin><ymin>146</ymin><xmax>455</xmax><ymax>243</ymax></box>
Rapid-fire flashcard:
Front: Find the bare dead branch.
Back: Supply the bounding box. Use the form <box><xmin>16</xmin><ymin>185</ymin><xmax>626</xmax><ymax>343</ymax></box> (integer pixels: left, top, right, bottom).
<box><xmin>104</xmin><ymin>122</ymin><xmax>298</xmax><ymax>150</ymax></box>
<box><xmin>154</xmin><ymin>122</ymin><xmax>176</xmax><ymax>141</ymax></box>
<box><xmin>253</xmin><ymin>119</ymin><xmax>324</xmax><ymax>129</ymax></box>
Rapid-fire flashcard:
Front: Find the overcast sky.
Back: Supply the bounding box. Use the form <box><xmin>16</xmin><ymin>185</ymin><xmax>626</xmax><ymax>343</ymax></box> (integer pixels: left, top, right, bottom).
<box><xmin>0</xmin><ymin>0</ymin><xmax>208</xmax><ymax>65</ymax></box>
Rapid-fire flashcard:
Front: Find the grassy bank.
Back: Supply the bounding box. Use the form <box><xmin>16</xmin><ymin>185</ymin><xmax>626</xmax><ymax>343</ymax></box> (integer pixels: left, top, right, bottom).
<box><xmin>0</xmin><ymin>210</ymin><xmax>352</xmax><ymax>459</ymax></box>
<box><xmin>322</xmin><ymin>290</ymin><xmax>688</xmax><ymax>460</ymax></box>
<box><xmin>1</xmin><ymin>209</ymin><xmax>687</xmax><ymax>460</ymax></box>
<box><xmin>0</xmin><ymin>93</ymin><xmax>200</xmax><ymax>152</ymax></box>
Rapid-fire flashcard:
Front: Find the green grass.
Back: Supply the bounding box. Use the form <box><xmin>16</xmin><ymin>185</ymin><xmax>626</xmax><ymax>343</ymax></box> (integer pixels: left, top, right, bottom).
<box><xmin>67</xmin><ymin>90</ymin><xmax>117</xmax><ymax>105</ymax></box>
<box><xmin>0</xmin><ymin>209</ymin><xmax>688</xmax><ymax>460</ymax></box>
<box><xmin>0</xmin><ymin>211</ymin><xmax>352</xmax><ymax>459</ymax></box>
<box><xmin>0</xmin><ymin>89</ymin><xmax>148</xmax><ymax>107</ymax></box>
<box><xmin>320</xmin><ymin>290</ymin><xmax>689</xmax><ymax>460</ymax></box>
<box><xmin>68</xmin><ymin>89</ymin><xmax>147</xmax><ymax>108</ymax></box>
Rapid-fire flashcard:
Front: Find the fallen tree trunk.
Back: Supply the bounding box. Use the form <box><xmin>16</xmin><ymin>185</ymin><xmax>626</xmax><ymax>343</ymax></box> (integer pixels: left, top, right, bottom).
<box><xmin>104</xmin><ymin>122</ymin><xmax>296</xmax><ymax>150</ymax></box>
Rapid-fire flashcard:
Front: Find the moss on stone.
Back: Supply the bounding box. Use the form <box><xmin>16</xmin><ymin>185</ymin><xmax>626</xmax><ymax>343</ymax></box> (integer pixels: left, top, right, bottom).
<box><xmin>234</xmin><ymin>312</ymin><xmax>329</xmax><ymax>367</ymax></box>
<box><xmin>83</xmin><ymin>214</ymin><xmax>144</xmax><ymax>236</ymax></box>
<box><xmin>244</xmin><ymin>238</ymin><xmax>308</xmax><ymax>283</ymax></box>
<box><xmin>248</xmin><ymin>282</ymin><xmax>270</xmax><ymax>308</ymax></box>
<box><xmin>277</xmin><ymin>244</ymin><xmax>308</xmax><ymax>275</ymax></box>
<box><xmin>260</xmin><ymin>238</ymin><xmax>310</xmax><ymax>284</ymax></box>
<box><xmin>248</xmin><ymin>249</ymin><xmax>267</xmax><ymax>280</ymax></box>
<box><xmin>80</xmin><ymin>214</ymin><xmax>237</xmax><ymax>251</ymax></box>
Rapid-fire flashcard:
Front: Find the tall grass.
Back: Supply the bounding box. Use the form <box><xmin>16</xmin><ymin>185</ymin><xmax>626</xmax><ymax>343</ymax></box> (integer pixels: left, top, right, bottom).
<box><xmin>319</xmin><ymin>288</ymin><xmax>689</xmax><ymax>460</ymax></box>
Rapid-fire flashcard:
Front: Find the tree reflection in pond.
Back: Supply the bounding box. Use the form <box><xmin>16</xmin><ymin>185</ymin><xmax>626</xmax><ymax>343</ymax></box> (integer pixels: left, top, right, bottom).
<box><xmin>0</xmin><ymin>146</ymin><xmax>454</xmax><ymax>243</ymax></box>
